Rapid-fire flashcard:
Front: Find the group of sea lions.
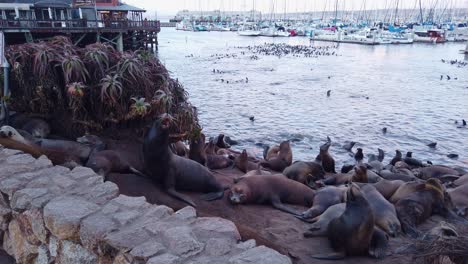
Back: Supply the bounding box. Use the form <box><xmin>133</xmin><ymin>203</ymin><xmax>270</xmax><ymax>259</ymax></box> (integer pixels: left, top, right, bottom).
<box><xmin>1</xmin><ymin>114</ymin><xmax>468</xmax><ymax>261</ymax></box>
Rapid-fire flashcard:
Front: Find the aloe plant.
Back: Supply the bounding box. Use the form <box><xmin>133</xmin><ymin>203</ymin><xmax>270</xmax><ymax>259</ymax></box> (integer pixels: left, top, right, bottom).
<box><xmin>130</xmin><ymin>97</ymin><xmax>151</xmax><ymax>116</ymax></box>
<box><xmin>100</xmin><ymin>73</ymin><xmax>123</xmax><ymax>104</ymax></box>
<box><xmin>84</xmin><ymin>47</ymin><xmax>109</xmax><ymax>78</ymax></box>
<box><xmin>61</xmin><ymin>55</ymin><xmax>89</xmax><ymax>83</ymax></box>
<box><xmin>32</xmin><ymin>43</ymin><xmax>57</xmax><ymax>77</ymax></box>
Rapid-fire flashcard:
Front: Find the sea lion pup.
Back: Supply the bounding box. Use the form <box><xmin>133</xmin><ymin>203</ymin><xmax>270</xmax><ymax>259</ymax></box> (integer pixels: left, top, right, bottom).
<box><xmin>299</xmin><ymin>186</ymin><xmax>346</xmax><ymax>220</ymax></box>
<box><xmin>263</xmin><ymin>145</ymin><xmax>280</xmax><ymax>160</ymax></box>
<box><xmin>235</xmin><ymin>149</ymin><xmax>258</xmax><ymax>173</ymax></box>
<box><xmin>283</xmin><ymin>161</ymin><xmax>325</xmax><ymax>186</ymax></box>
<box><xmin>77</xmin><ymin>135</ymin><xmax>146</xmax><ymax>179</ymax></box>
<box><xmin>414</xmin><ymin>165</ymin><xmax>462</xmax><ymax>180</ymax></box>
<box><xmin>390</xmin><ymin>150</ymin><xmax>402</xmax><ymax>166</ymax></box>
<box><xmin>303</xmin><ymin>203</ymin><xmax>346</xmax><ymax>237</ymax></box>
<box><xmin>229</xmin><ymin>175</ymin><xmax>315</xmax><ymax>216</ymax></box>
<box><xmin>395</xmin><ymin>178</ymin><xmax>455</xmax><ymax>237</ymax></box>
<box><xmin>315</xmin><ymin>140</ymin><xmax>335</xmax><ymax>173</ymax></box>
<box><xmin>372</xmin><ymin>179</ymin><xmax>405</xmax><ymax>200</ymax></box>
<box><xmin>312</xmin><ymin>184</ymin><xmax>388</xmax><ymax>259</ymax></box>
<box><xmin>188</xmin><ymin>132</ymin><xmax>207</xmax><ymax>166</ymax></box>
<box><xmin>259</xmin><ymin>141</ymin><xmax>292</xmax><ymax>172</ymax></box>
<box><xmin>361</xmin><ymin>185</ymin><xmax>401</xmax><ymax>237</ymax></box>
<box><xmin>143</xmin><ymin>115</ymin><xmax>225</xmax><ymax>207</ymax></box>
<box><xmin>448</xmin><ymin>183</ymin><xmax>468</xmax><ymax>217</ymax></box>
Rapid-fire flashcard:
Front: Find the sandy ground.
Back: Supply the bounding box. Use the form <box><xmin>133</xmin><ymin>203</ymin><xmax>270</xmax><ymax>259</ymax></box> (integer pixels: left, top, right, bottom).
<box><xmin>108</xmin><ymin>168</ymin><xmax>468</xmax><ymax>264</ymax></box>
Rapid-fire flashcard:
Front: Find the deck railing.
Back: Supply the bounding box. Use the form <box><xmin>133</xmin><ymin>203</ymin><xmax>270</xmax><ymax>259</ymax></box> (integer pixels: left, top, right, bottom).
<box><xmin>0</xmin><ymin>19</ymin><xmax>160</xmax><ymax>32</ymax></box>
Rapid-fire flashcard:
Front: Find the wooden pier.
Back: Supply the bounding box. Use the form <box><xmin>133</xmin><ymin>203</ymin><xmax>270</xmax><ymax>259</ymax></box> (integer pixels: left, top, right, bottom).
<box><xmin>0</xmin><ymin>18</ymin><xmax>160</xmax><ymax>51</ymax></box>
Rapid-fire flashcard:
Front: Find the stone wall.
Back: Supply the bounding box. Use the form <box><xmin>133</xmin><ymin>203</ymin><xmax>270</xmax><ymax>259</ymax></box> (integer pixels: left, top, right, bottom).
<box><xmin>0</xmin><ymin>145</ymin><xmax>292</xmax><ymax>264</ymax></box>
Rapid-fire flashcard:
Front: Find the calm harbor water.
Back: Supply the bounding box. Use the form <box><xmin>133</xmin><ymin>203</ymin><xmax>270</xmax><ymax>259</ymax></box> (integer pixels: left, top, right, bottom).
<box><xmin>157</xmin><ymin>28</ymin><xmax>468</xmax><ymax>169</ymax></box>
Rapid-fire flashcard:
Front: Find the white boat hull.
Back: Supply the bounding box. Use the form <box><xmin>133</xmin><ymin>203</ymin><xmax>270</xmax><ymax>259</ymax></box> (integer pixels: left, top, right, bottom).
<box><xmin>238</xmin><ymin>31</ymin><xmax>261</xmax><ymax>36</ymax></box>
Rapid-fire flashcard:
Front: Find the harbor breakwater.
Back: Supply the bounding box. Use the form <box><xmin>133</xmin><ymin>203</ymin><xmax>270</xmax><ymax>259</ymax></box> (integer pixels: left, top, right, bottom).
<box><xmin>0</xmin><ymin>145</ymin><xmax>290</xmax><ymax>264</ymax></box>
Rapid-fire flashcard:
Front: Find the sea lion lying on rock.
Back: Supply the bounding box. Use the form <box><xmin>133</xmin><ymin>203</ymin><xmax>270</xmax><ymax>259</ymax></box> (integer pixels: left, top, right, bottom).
<box><xmin>143</xmin><ymin>114</ymin><xmax>226</xmax><ymax>207</ymax></box>
<box><xmin>312</xmin><ymin>184</ymin><xmax>388</xmax><ymax>259</ymax></box>
<box><xmin>303</xmin><ymin>203</ymin><xmax>346</xmax><ymax>237</ymax></box>
<box><xmin>229</xmin><ymin>175</ymin><xmax>315</xmax><ymax>216</ymax></box>
<box><xmin>299</xmin><ymin>186</ymin><xmax>346</xmax><ymax>220</ymax></box>
<box><xmin>283</xmin><ymin>161</ymin><xmax>325</xmax><ymax>187</ymax></box>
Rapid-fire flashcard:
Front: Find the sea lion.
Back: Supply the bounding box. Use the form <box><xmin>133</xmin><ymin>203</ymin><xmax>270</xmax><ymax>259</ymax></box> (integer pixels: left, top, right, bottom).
<box><xmin>77</xmin><ymin>135</ymin><xmax>146</xmax><ymax>179</ymax></box>
<box><xmin>233</xmin><ymin>168</ymin><xmax>272</xmax><ymax>183</ymax></box>
<box><xmin>379</xmin><ymin>169</ymin><xmax>416</xmax><ymax>182</ymax></box>
<box><xmin>0</xmin><ymin>126</ymin><xmax>42</xmax><ymax>157</ymax></box>
<box><xmin>9</xmin><ymin>114</ymin><xmax>50</xmax><ymax>138</ymax></box>
<box><xmin>313</xmin><ymin>184</ymin><xmax>388</xmax><ymax>259</ymax></box>
<box><xmin>321</xmin><ymin>165</ymin><xmax>369</xmax><ymax>186</ymax></box>
<box><xmin>372</xmin><ymin>179</ymin><xmax>405</xmax><ymax>200</ymax></box>
<box><xmin>395</xmin><ymin>178</ymin><xmax>453</xmax><ymax>237</ymax></box>
<box><xmin>390</xmin><ymin>150</ymin><xmax>402</xmax><ymax>166</ymax></box>
<box><xmin>283</xmin><ymin>161</ymin><xmax>325</xmax><ymax>187</ymax></box>
<box><xmin>260</xmin><ymin>141</ymin><xmax>292</xmax><ymax>172</ymax></box>
<box><xmin>303</xmin><ymin>203</ymin><xmax>346</xmax><ymax>237</ymax></box>
<box><xmin>229</xmin><ymin>175</ymin><xmax>315</xmax><ymax>216</ymax></box>
<box><xmin>414</xmin><ymin>165</ymin><xmax>461</xmax><ymax>180</ymax></box>
<box><xmin>315</xmin><ymin>141</ymin><xmax>335</xmax><ymax>173</ymax></box>
<box><xmin>299</xmin><ymin>186</ymin><xmax>346</xmax><ymax>219</ymax></box>
<box><xmin>367</xmin><ymin>149</ymin><xmax>385</xmax><ymax>172</ymax></box>
<box><xmin>404</xmin><ymin>151</ymin><xmax>424</xmax><ymax>168</ymax></box>
<box><xmin>342</xmin><ymin>141</ymin><xmax>356</xmax><ymax>152</ymax></box>
<box><xmin>235</xmin><ymin>149</ymin><xmax>259</xmax><ymax>173</ymax></box>
<box><xmin>454</xmin><ymin>174</ymin><xmax>468</xmax><ymax>187</ymax></box>
<box><xmin>189</xmin><ymin>132</ymin><xmax>207</xmax><ymax>166</ymax></box>
<box><xmin>36</xmin><ymin>138</ymin><xmax>91</xmax><ymax>163</ymax></box>
<box><xmin>143</xmin><ymin>115</ymin><xmax>225</xmax><ymax>207</ymax></box>
<box><xmin>203</xmin><ymin>140</ymin><xmax>233</xmax><ymax>170</ymax></box>
<box><xmin>212</xmin><ymin>134</ymin><xmax>230</xmax><ymax>149</ymax></box>
<box><xmin>448</xmin><ymin>183</ymin><xmax>468</xmax><ymax>217</ymax></box>
<box><xmin>170</xmin><ymin>141</ymin><xmax>189</xmax><ymax>157</ymax></box>
<box><xmin>263</xmin><ymin>145</ymin><xmax>280</xmax><ymax>160</ymax></box>
<box><xmin>389</xmin><ymin>181</ymin><xmax>425</xmax><ymax>204</ymax></box>
<box><xmin>361</xmin><ymin>185</ymin><xmax>401</xmax><ymax>237</ymax></box>
<box><xmin>341</xmin><ymin>164</ymin><xmax>354</xmax><ymax>173</ymax></box>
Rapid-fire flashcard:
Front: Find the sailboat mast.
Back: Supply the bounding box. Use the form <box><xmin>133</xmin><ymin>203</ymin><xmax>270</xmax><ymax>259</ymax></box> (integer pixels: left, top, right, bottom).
<box><xmin>334</xmin><ymin>0</ymin><xmax>338</xmax><ymax>26</ymax></box>
<box><xmin>419</xmin><ymin>0</ymin><xmax>424</xmax><ymax>24</ymax></box>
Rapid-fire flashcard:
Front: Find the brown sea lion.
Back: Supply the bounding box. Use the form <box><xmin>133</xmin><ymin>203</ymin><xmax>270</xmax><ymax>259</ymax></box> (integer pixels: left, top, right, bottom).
<box><xmin>372</xmin><ymin>179</ymin><xmax>405</xmax><ymax>200</ymax></box>
<box><xmin>395</xmin><ymin>178</ymin><xmax>454</xmax><ymax>237</ymax></box>
<box><xmin>263</xmin><ymin>145</ymin><xmax>280</xmax><ymax>160</ymax></box>
<box><xmin>259</xmin><ymin>141</ymin><xmax>292</xmax><ymax>172</ymax></box>
<box><xmin>283</xmin><ymin>161</ymin><xmax>325</xmax><ymax>186</ymax></box>
<box><xmin>389</xmin><ymin>181</ymin><xmax>425</xmax><ymax>204</ymax></box>
<box><xmin>361</xmin><ymin>185</ymin><xmax>401</xmax><ymax>237</ymax></box>
<box><xmin>189</xmin><ymin>132</ymin><xmax>207</xmax><ymax>166</ymax></box>
<box><xmin>414</xmin><ymin>165</ymin><xmax>461</xmax><ymax>180</ymax></box>
<box><xmin>315</xmin><ymin>141</ymin><xmax>335</xmax><ymax>173</ymax></box>
<box><xmin>390</xmin><ymin>150</ymin><xmax>402</xmax><ymax>166</ymax></box>
<box><xmin>212</xmin><ymin>134</ymin><xmax>230</xmax><ymax>149</ymax></box>
<box><xmin>206</xmin><ymin>154</ymin><xmax>233</xmax><ymax>170</ymax></box>
<box><xmin>321</xmin><ymin>165</ymin><xmax>368</xmax><ymax>186</ymax></box>
<box><xmin>235</xmin><ymin>149</ymin><xmax>258</xmax><ymax>173</ymax></box>
<box><xmin>303</xmin><ymin>203</ymin><xmax>346</xmax><ymax>237</ymax></box>
<box><xmin>448</xmin><ymin>183</ymin><xmax>468</xmax><ymax>217</ymax></box>
<box><xmin>312</xmin><ymin>184</ymin><xmax>388</xmax><ymax>259</ymax></box>
<box><xmin>299</xmin><ymin>186</ymin><xmax>346</xmax><ymax>219</ymax></box>
<box><xmin>143</xmin><ymin>115</ymin><xmax>225</xmax><ymax>207</ymax></box>
<box><xmin>233</xmin><ymin>168</ymin><xmax>272</xmax><ymax>183</ymax></box>
<box><xmin>77</xmin><ymin>135</ymin><xmax>146</xmax><ymax>179</ymax></box>
<box><xmin>170</xmin><ymin>141</ymin><xmax>189</xmax><ymax>157</ymax></box>
<box><xmin>0</xmin><ymin>126</ymin><xmax>86</xmax><ymax>167</ymax></box>
<box><xmin>454</xmin><ymin>174</ymin><xmax>468</xmax><ymax>187</ymax></box>
<box><xmin>229</xmin><ymin>175</ymin><xmax>315</xmax><ymax>216</ymax></box>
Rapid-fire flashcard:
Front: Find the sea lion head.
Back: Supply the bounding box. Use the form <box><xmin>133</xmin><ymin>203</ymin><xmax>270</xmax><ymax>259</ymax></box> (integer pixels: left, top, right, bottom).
<box><xmin>158</xmin><ymin>114</ymin><xmax>173</xmax><ymax>130</ymax></box>
<box><xmin>395</xmin><ymin>150</ymin><xmax>402</xmax><ymax>157</ymax></box>
<box><xmin>353</xmin><ymin>165</ymin><xmax>368</xmax><ymax>183</ymax></box>
<box><xmin>0</xmin><ymin>126</ymin><xmax>16</xmax><ymax>138</ymax></box>
<box><xmin>216</xmin><ymin>134</ymin><xmax>230</xmax><ymax>148</ymax></box>
<box><xmin>229</xmin><ymin>185</ymin><xmax>249</xmax><ymax>204</ymax></box>
<box><xmin>279</xmin><ymin>140</ymin><xmax>290</xmax><ymax>151</ymax></box>
<box><xmin>346</xmin><ymin>183</ymin><xmax>365</xmax><ymax>203</ymax></box>
<box><xmin>319</xmin><ymin>141</ymin><xmax>331</xmax><ymax>152</ymax></box>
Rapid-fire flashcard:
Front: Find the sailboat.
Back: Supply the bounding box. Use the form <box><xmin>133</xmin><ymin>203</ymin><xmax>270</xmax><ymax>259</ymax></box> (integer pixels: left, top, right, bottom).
<box><xmin>238</xmin><ymin>0</ymin><xmax>261</xmax><ymax>36</ymax></box>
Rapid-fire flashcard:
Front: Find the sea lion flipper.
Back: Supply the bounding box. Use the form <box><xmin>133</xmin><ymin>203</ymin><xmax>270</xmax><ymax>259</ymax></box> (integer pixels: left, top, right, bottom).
<box><xmin>311</xmin><ymin>251</ymin><xmax>346</xmax><ymax>260</ymax></box>
<box><xmin>369</xmin><ymin>227</ymin><xmax>388</xmax><ymax>259</ymax></box>
<box><xmin>167</xmin><ymin>188</ymin><xmax>197</xmax><ymax>208</ymax></box>
<box><xmin>201</xmin><ymin>190</ymin><xmax>224</xmax><ymax>201</ymax></box>
<box><xmin>271</xmin><ymin>198</ymin><xmax>301</xmax><ymax>216</ymax></box>
<box><xmin>129</xmin><ymin>167</ymin><xmax>149</xmax><ymax>179</ymax></box>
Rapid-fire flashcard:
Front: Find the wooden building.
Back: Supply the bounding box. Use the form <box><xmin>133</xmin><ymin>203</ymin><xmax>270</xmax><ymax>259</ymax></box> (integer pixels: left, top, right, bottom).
<box><xmin>0</xmin><ymin>0</ymin><xmax>160</xmax><ymax>51</ymax></box>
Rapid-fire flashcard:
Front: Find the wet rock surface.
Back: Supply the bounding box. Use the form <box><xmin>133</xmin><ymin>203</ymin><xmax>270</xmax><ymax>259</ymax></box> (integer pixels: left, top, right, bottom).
<box><xmin>0</xmin><ymin>145</ymin><xmax>291</xmax><ymax>263</ymax></box>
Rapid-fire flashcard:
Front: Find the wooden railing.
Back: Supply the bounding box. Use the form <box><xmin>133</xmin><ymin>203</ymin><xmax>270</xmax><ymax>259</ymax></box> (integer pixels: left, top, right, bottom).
<box><xmin>0</xmin><ymin>19</ymin><xmax>160</xmax><ymax>32</ymax></box>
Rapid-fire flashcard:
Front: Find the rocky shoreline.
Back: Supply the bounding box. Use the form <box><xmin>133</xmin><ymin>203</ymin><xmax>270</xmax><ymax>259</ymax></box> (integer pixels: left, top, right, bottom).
<box><xmin>0</xmin><ymin>145</ymin><xmax>290</xmax><ymax>264</ymax></box>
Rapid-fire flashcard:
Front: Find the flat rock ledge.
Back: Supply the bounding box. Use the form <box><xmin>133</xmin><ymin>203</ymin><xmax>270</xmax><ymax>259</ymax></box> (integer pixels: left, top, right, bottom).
<box><xmin>0</xmin><ymin>145</ymin><xmax>292</xmax><ymax>264</ymax></box>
